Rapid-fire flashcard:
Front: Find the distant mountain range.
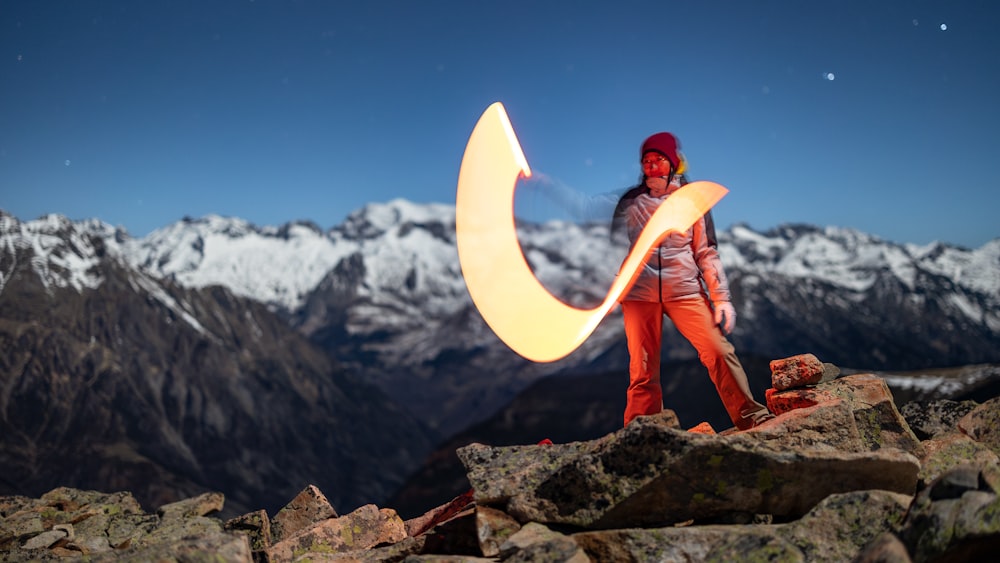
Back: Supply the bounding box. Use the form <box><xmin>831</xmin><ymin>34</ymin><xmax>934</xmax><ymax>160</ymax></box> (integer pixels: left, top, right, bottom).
<box><xmin>107</xmin><ymin>201</ymin><xmax>1000</xmax><ymax>427</ymax></box>
<box><xmin>1</xmin><ymin>202</ymin><xmax>998</xmax><ymax>515</ymax></box>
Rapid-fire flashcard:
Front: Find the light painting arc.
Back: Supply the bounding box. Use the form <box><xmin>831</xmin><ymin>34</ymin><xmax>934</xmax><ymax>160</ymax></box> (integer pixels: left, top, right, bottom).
<box><xmin>455</xmin><ymin>102</ymin><xmax>728</xmax><ymax>362</ymax></box>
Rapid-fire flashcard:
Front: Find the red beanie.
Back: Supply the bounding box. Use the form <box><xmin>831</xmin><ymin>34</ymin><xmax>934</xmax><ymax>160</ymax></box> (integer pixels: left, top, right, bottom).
<box><xmin>640</xmin><ymin>132</ymin><xmax>682</xmax><ymax>170</ymax></box>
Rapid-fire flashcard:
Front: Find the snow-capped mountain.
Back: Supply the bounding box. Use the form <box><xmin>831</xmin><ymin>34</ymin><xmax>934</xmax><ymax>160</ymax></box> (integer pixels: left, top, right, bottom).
<box><xmin>3</xmin><ymin>203</ymin><xmax>999</xmax><ymax>435</ymax></box>
<box><xmin>722</xmin><ymin>223</ymin><xmax>1000</xmax><ymax>328</ymax></box>
<box><xmin>0</xmin><ymin>213</ymin><xmax>124</xmax><ymax>293</ymax></box>
<box><xmin>120</xmin><ymin>200</ymin><xmax>469</xmax><ymax>317</ymax></box>
<box><xmin>0</xmin><ymin>208</ymin><xmax>438</xmax><ymax>518</ymax></box>
<box><xmin>716</xmin><ymin>223</ymin><xmax>1000</xmax><ymax>373</ymax></box>
<box><xmin>121</xmin><ymin>215</ymin><xmax>350</xmax><ymax>312</ymax></box>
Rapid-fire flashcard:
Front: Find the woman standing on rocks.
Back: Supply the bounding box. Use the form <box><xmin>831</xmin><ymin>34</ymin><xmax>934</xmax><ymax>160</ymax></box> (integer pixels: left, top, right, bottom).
<box><xmin>612</xmin><ymin>132</ymin><xmax>773</xmax><ymax>430</ymax></box>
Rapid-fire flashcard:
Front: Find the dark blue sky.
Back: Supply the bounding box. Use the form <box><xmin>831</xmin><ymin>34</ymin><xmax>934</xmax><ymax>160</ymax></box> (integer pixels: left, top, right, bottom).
<box><xmin>2</xmin><ymin>1</ymin><xmax>998</xmax><ymax>247</ymax></box>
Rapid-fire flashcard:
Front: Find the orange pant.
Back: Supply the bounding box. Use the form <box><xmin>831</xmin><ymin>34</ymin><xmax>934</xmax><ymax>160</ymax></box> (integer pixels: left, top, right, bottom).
<box><xmin>621</xmin><ymin>298</ymin><xmax>766</xmax><ymax>429</ymax></box>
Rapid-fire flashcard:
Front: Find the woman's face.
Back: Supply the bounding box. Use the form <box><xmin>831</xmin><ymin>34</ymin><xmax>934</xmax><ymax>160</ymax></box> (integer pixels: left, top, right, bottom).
<box><xmin>641</xmin><ymin>152</ymin><xmax>673</xmax><ymax>178</ymax></box>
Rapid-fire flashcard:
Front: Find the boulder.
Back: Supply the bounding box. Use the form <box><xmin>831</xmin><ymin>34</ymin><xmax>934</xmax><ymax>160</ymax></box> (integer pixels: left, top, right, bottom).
<box><xmin>741</xmin><ymin>399</ymin><xmax>866</xmax><ymax>452</ymax></box>
<box><xmin>854</xmin><ymin>532</ymin><xmax>914</xmax><ymax>563</ymax></box>
<box><xmin>476</xmin><ymin>505</ymin><xmax>521</xmax><ymax>557</ymax></box>
<box><xmin>573</xmin><ymin>490</ymin><xmax>910</xmax><ymax>562</ymax></box>
<box><xmin>901</xmin><ymin>399</ymin><xmax>980</xmax><ymax>440</ymax></box>
<box><xmin>916</xmin><ymin>431</ymin><xmax>999</xmax><ymax>488</ymax></box>
<box><xmin>21</xmin><ymin>526</ymin><xmax>70</xmax><ymax>550</ymax></box>
<box><xmin>157</xmin><ymin>491</ymin><xmax>224</xmax><ymax>520</ymax></box>
<box><xmin>88</xmin><ymin>532</ymin><xmax>252</xmax><ymax>562</ymax></box>
<box><xmin>767</xmin><ymin>373</ymin><xmax>922</xmax><ymax>454</ymax></box>
<box><xmin>958</xmin><ymin>396</ymin><xmax>1000</xmax><ymax>458</ymax></box>
<box><xmin>770</xmin><ymin>353</ymin><xmax>838</xmax><ymax>391</ymax></box>
<box><xmin>574</xmin><ymin>524</ymin><xmax>800</xmax><ymax>562</ymax></box>
<box><xmin>224</xmin><ymin>509</ymin><xmax>272</xmax><ymax>552</ymax></box>
<box><xmin>269</xmin><ymin>484</ymin><xmax>337</xmax><ymax>543</ymax></box>
<box><xmin>499</xmin><ymin>522</ymin><xmax>589</xmax><ymax>563</ymax></box>
<box><xmin>264</xmin><ymin>503</ymin><xmax>406</xmax><ymax>562</ymax></box>
<box><xmin>778</xmin><ymin>490</ymin><xmax>912</xmax><ymax>561</ymax></box>
<box><xmin>458</xmin><ymin>412</ymin><xmax>919</xmax><ymax>529</ymax></box>
<box><xmin>0</xmin><ymin>486</ymin><xmax>251</xmax><ymax>562</ymax></box>
<box><xmin>898</xmin><ymin>465</ymin><xmax>1000</xmax><ymax>562</ymax></box>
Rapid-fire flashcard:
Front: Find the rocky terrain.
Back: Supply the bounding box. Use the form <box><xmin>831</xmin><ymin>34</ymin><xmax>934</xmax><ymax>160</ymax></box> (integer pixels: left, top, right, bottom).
<box><xmin>3</xmin><ymin>355</ymin><xmax>999</xmax><ymax>562</ymax></box>
<box><xmin>386</xmin><ymin>357</ymin><xmax>1000</xmax><ymax>521</ymax></box>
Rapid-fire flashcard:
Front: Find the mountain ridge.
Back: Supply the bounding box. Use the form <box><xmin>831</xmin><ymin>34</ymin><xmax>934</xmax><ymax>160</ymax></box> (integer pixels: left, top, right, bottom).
<box><xmin>3</xmin><ymin>202</ymin><xmax>999</xmax><ymax>437</ymax></box>
<box><xmin>0</xmin><ymin>211</ymin><xmax>436</xmax><ymax>517</ymax></box>
<box><xmin>7</xmin><ymin>204</ymin><xmax>996</xmax><ymax>313</ymax></box>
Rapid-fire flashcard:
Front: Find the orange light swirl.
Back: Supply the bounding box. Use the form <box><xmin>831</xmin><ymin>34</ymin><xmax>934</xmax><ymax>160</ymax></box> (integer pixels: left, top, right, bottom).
<box><xmin>456</xmin><ymin>102</ymin><xmax>728</xmax><ymax>362</ymax></box>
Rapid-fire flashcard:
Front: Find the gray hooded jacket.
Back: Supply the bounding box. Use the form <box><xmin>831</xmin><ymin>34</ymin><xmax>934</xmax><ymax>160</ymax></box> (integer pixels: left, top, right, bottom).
<box><xmin>613</xmin><ymin>178</ymin><xmax>732</xmax><ymax>304</ymax></box>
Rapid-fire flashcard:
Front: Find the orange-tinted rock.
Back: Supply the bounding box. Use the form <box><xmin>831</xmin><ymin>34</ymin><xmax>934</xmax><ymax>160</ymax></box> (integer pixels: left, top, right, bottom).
<box><xmin>687</xmin><ymin>422</ymin><xmax>716</xmax><ymax>435</ymax></box>
<box><xmin>770</xmin><ymin>354</ymin><xmax>826</xmax><ymax>391</ymax></box>
<box><xmin>270</xmin><ymin>485</ymin><xmax>337</xmax><ymax>543</ymax></box>
<box><xmin>767</xmin><ymin>374</ymin><xmax>921</xmax><ymax>454</ymax></box>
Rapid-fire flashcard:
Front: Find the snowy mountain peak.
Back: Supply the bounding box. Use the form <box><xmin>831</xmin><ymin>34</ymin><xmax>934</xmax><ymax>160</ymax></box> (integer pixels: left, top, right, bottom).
<box><xmin>919</xmin><ymin>238</ymin><xmax>1000</xmax><ymax>297</ymax></box>
<box><xmin>262</xmin><ymin>220</ymin><xmax>325</xmax><ymax>240</ymax></box>
<box><xmin>0</xmin><ymin>212</ymin><xmax>125</xmax><ymax>293</ymax></box>
<box><xmin>123</xmin><ymin>214</ymin><xmax>352</xmax><ymax>311</ymax></box>
<box><xmin>176</xmin><ymin>214</ymin><xmax>258</xmax><ymax>238</ymax></box>
<box><xmin>720</xmin><ymin>222</ymin><xmax>999</xmax><ymax>295</ymax></box>
<box><xmin>336</xmin><ymin>198</ymin><xmax>456</xmax><ymax>240</ymax></box>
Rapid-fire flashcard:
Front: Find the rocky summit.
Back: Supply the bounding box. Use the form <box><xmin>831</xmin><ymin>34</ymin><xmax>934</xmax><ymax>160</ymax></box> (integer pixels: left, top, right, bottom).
<box><xmin>3</xmin><ymin>356</ymin><xmax>1000</xmax><ymax>562</ymax></box>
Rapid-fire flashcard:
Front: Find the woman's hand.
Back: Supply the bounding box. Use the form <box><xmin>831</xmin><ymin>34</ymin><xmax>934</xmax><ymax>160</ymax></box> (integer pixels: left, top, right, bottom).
<box><xmin>713</xmin><ymin>301</ymin><xmax>737</xmax><ymax>334</ymax></box>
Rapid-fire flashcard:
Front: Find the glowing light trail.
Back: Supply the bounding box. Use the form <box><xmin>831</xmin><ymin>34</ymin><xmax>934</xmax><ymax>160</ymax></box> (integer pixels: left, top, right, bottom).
<box><xmin>456</xmin><ymin>102</ymin><xmax>728</xmax><ymax>362</ymax></box>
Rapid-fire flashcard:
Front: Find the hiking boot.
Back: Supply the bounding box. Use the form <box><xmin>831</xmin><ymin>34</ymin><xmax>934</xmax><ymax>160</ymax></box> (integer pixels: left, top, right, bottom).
<box><xmin>748</xmin><ymin>410</ymin><xmax>776</xmax><ymax>428</ymax></box>
<box><xmin>736</xmin><ymin>407</ymin><xmax>776</xmax><ymax>430</ymax></box>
